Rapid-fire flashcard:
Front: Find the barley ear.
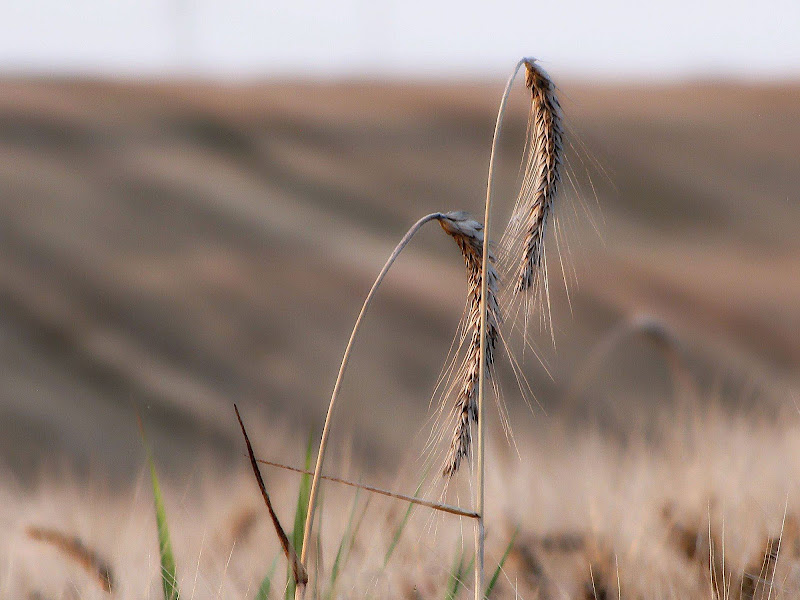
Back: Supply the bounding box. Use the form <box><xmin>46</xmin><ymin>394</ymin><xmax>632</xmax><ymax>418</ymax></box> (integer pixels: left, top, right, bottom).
<box><xmin>437</xmin><ymin>212</ymin><xmax>500</xmax><ymax>477</ymax></box>
<box><xmin>506</xmin><ymin>58</ymin><xmax>564</xmax><ymax>295</ymax></box>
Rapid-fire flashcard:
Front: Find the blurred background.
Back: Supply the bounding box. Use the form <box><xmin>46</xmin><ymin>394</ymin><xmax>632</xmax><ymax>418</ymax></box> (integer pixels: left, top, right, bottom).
<box><xmin>0</xmin><ymin>0</ymin><xmax>798</xmax><ymax>483</ymax></box>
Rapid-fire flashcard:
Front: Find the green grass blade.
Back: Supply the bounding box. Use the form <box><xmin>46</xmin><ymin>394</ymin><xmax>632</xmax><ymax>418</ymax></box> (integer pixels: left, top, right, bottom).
<box><xmin>313</xmin><ymin>487</ymin><xmax>324</xmax><ymax>599</ymax></box>
<box><xmin>139</xmin><ymin>416</ymin><xmax>180</xmax><ymax>600</ymax></box>
<box><xmin>150</xmin><ymin>460</ymin><xmax>180</xmax><ymax>600</ymax></box>
<box><xmin>255</xmin><ymin>555</ymin><xmax>279</xmax><ymax>600</ymax></box>
<box><xmin>326</xmin><ymin>487</ymin><xmax>361</xmax><ymax>599</ymax></box>
<box><xmin>444</xmin><ymin>547</ymin><xmax>468</xmax><ymax>600</ymax></box>
<box><xmin>328</xmin><ymin>492</ymin><xmax>372</xmax><ymax>600</ymax></box>
<box><xmin>293</xmin><ymin>433</ymin><xmax>315</xmax><ymax>553</ymax></box>
<box><xmin>286</xmin><ymin>433</ymin><xmax>314</xmax><ymax>600</ymax></box>
<box><xmin>485</xmin><ymin>528</ymin><xmax>519</xmax><ymax>598</ymax></box>
<box><xmin>383</xmin><ymin>477</ymin><xmax>425</xmax><ymax>567</ymax></box>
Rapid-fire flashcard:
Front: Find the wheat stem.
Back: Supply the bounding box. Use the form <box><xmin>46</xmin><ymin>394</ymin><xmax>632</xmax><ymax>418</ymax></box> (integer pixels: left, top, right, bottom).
<box><xmin>297</xmin><ymin>211</ymin><xmax>444</xmax><ymax>599</ymax></box>
<box><xmin>256</xmin><ymin>458</ymin><xmax>479</xmax><ymax>519</ymax></box>
<box><xmin>475</xmin><ymin>57</ymin><xmax>526</xmax><ymax>600</ymax></box>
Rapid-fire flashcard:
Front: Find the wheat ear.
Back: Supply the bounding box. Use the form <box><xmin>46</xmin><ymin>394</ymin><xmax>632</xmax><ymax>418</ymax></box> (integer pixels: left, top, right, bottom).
<box><xmin>296</xmin><ymin>212</ymin><xmax>444</xmax><ymax>599</ymax></box>
<box><xmin>438</xmin><ymin>212</ymin><xmax>501</xmax><ymax>476</ymax></box>
<box><xmin>510</xmin><ymin>59</ymin><xmax>564</xmax><ymax>293</ymax></box>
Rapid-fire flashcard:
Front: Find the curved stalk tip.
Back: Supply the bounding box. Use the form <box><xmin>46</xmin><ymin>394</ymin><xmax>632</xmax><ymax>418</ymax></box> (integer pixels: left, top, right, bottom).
<box><xmin>296</xmin><ymin>211</ymin><xmax>444</xmax><ymax>598</ymax></box>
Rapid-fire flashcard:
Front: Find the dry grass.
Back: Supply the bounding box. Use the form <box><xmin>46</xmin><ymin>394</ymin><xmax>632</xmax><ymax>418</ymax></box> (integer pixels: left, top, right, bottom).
<box><xmin>5</xmin><ymin>401</ymin><xmax>800</xmax><ymax>599</ymax></box>
<box><xmin>26</xmin><ymin>525</ymin><xmax>114</xmax><ymax>593</ymax></box>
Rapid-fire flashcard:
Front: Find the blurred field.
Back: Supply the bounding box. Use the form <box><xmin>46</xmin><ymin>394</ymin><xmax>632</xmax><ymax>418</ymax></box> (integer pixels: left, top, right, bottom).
<box><xmin>0</xmin><ymin>77</ymin><xmax>799</xmax><ymax>598</ymax></box>
<box><xmin>0</xmin><ymin>78</ymin><xmax>797</xmax><ymax>476</ymax></box>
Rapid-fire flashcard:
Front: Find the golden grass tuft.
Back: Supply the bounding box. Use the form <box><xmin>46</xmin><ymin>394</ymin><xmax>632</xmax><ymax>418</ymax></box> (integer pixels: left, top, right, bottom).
<box><xmin>6</xmin><ymin>399</ymin><xmax>800</xmax><ymax>599</ymax></box>
<box><xmin>26</xmin><ymin>525</ymin><xmax>114</xmax><ymax>593</ymax></box>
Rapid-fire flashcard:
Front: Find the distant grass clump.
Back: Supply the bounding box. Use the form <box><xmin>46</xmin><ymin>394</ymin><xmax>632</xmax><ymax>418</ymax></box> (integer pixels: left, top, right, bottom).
<box><xmin>26</xmin><ymin>525</ymin><xmax>114</xmax><ymax>593</ymax></box>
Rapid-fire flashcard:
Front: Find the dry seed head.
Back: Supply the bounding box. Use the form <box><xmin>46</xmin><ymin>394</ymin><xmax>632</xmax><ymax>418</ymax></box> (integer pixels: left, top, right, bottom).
<box><xmin>437</xmin><ymin>211</ymin><xmax>501</xmax><ymax>476</ymax></box>
<box><xmin>27</xmin><ymin>525</ymin><xmax>115</xmax><ymax>593</ymax></box>
<box><xmin>506</xmin><ymin>59</ymin><xmax>564</xmax><ymax>293</ymax></box>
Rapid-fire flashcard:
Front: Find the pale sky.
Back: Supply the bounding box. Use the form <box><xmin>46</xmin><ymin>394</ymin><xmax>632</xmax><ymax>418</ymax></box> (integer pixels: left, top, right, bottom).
<box><xmin>1</xmin><ymin>0</ymin><xmax>799</xmax><ymax>80</ymax></box>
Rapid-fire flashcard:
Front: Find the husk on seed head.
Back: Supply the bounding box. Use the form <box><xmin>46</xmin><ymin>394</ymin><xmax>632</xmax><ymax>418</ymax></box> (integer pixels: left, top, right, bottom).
<box><xmin>501</xmin><ymin>58</ymin><xmax>564</xmax><ymax>297</ymax></box>
<box><xmin>434</xmin><ymin>60</ymin><xmax>565</xmax><ymax>476</ymax></box>
<box><xmin>437</xmin><ymin>211</ymin><xmax>501</xmax><ymax>476</ymax></box>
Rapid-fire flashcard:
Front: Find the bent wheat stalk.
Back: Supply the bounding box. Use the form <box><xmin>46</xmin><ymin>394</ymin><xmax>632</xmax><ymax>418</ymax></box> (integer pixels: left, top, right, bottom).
<box><xmin>297</xmin><ymin>212</ymin><xmax>444</xmax><ymax>599</ymax></box>
<box><xmin>294</xmin><ymin>57</ymin><xmax>562</xmax><ymax>600</ymax></box>
<box><xmin>563</xmin><ymin>314</ymin><xmax>695</xmax><ymax>409</ymax></box>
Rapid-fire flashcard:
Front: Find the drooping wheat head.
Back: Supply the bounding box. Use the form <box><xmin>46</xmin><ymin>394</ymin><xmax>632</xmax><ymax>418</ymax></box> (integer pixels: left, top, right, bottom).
<box><xmin>437</xmin><ymin>211</ymin><xmax>501</xmax><ymax>476</ymax></box>
<box><xmin>501</xmin><ymin>59</ymin><xmax>563</xmax><ymax>300</ymax></box>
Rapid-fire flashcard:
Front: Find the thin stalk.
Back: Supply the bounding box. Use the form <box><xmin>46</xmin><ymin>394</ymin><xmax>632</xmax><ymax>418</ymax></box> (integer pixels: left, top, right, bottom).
<box><xmin>257</xmin><ymin>458</ymin><xmax>479</xmax><ymax>519</ymax></box>
<box><xmin>475</xmin><ymin>58</ymin><xmax>526</xmax><ymax>600</ymax></box>
<box><xmin>297</xmin><ymin>211</ymin><xmax>444</xmax><ymax>599</ymax></box>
